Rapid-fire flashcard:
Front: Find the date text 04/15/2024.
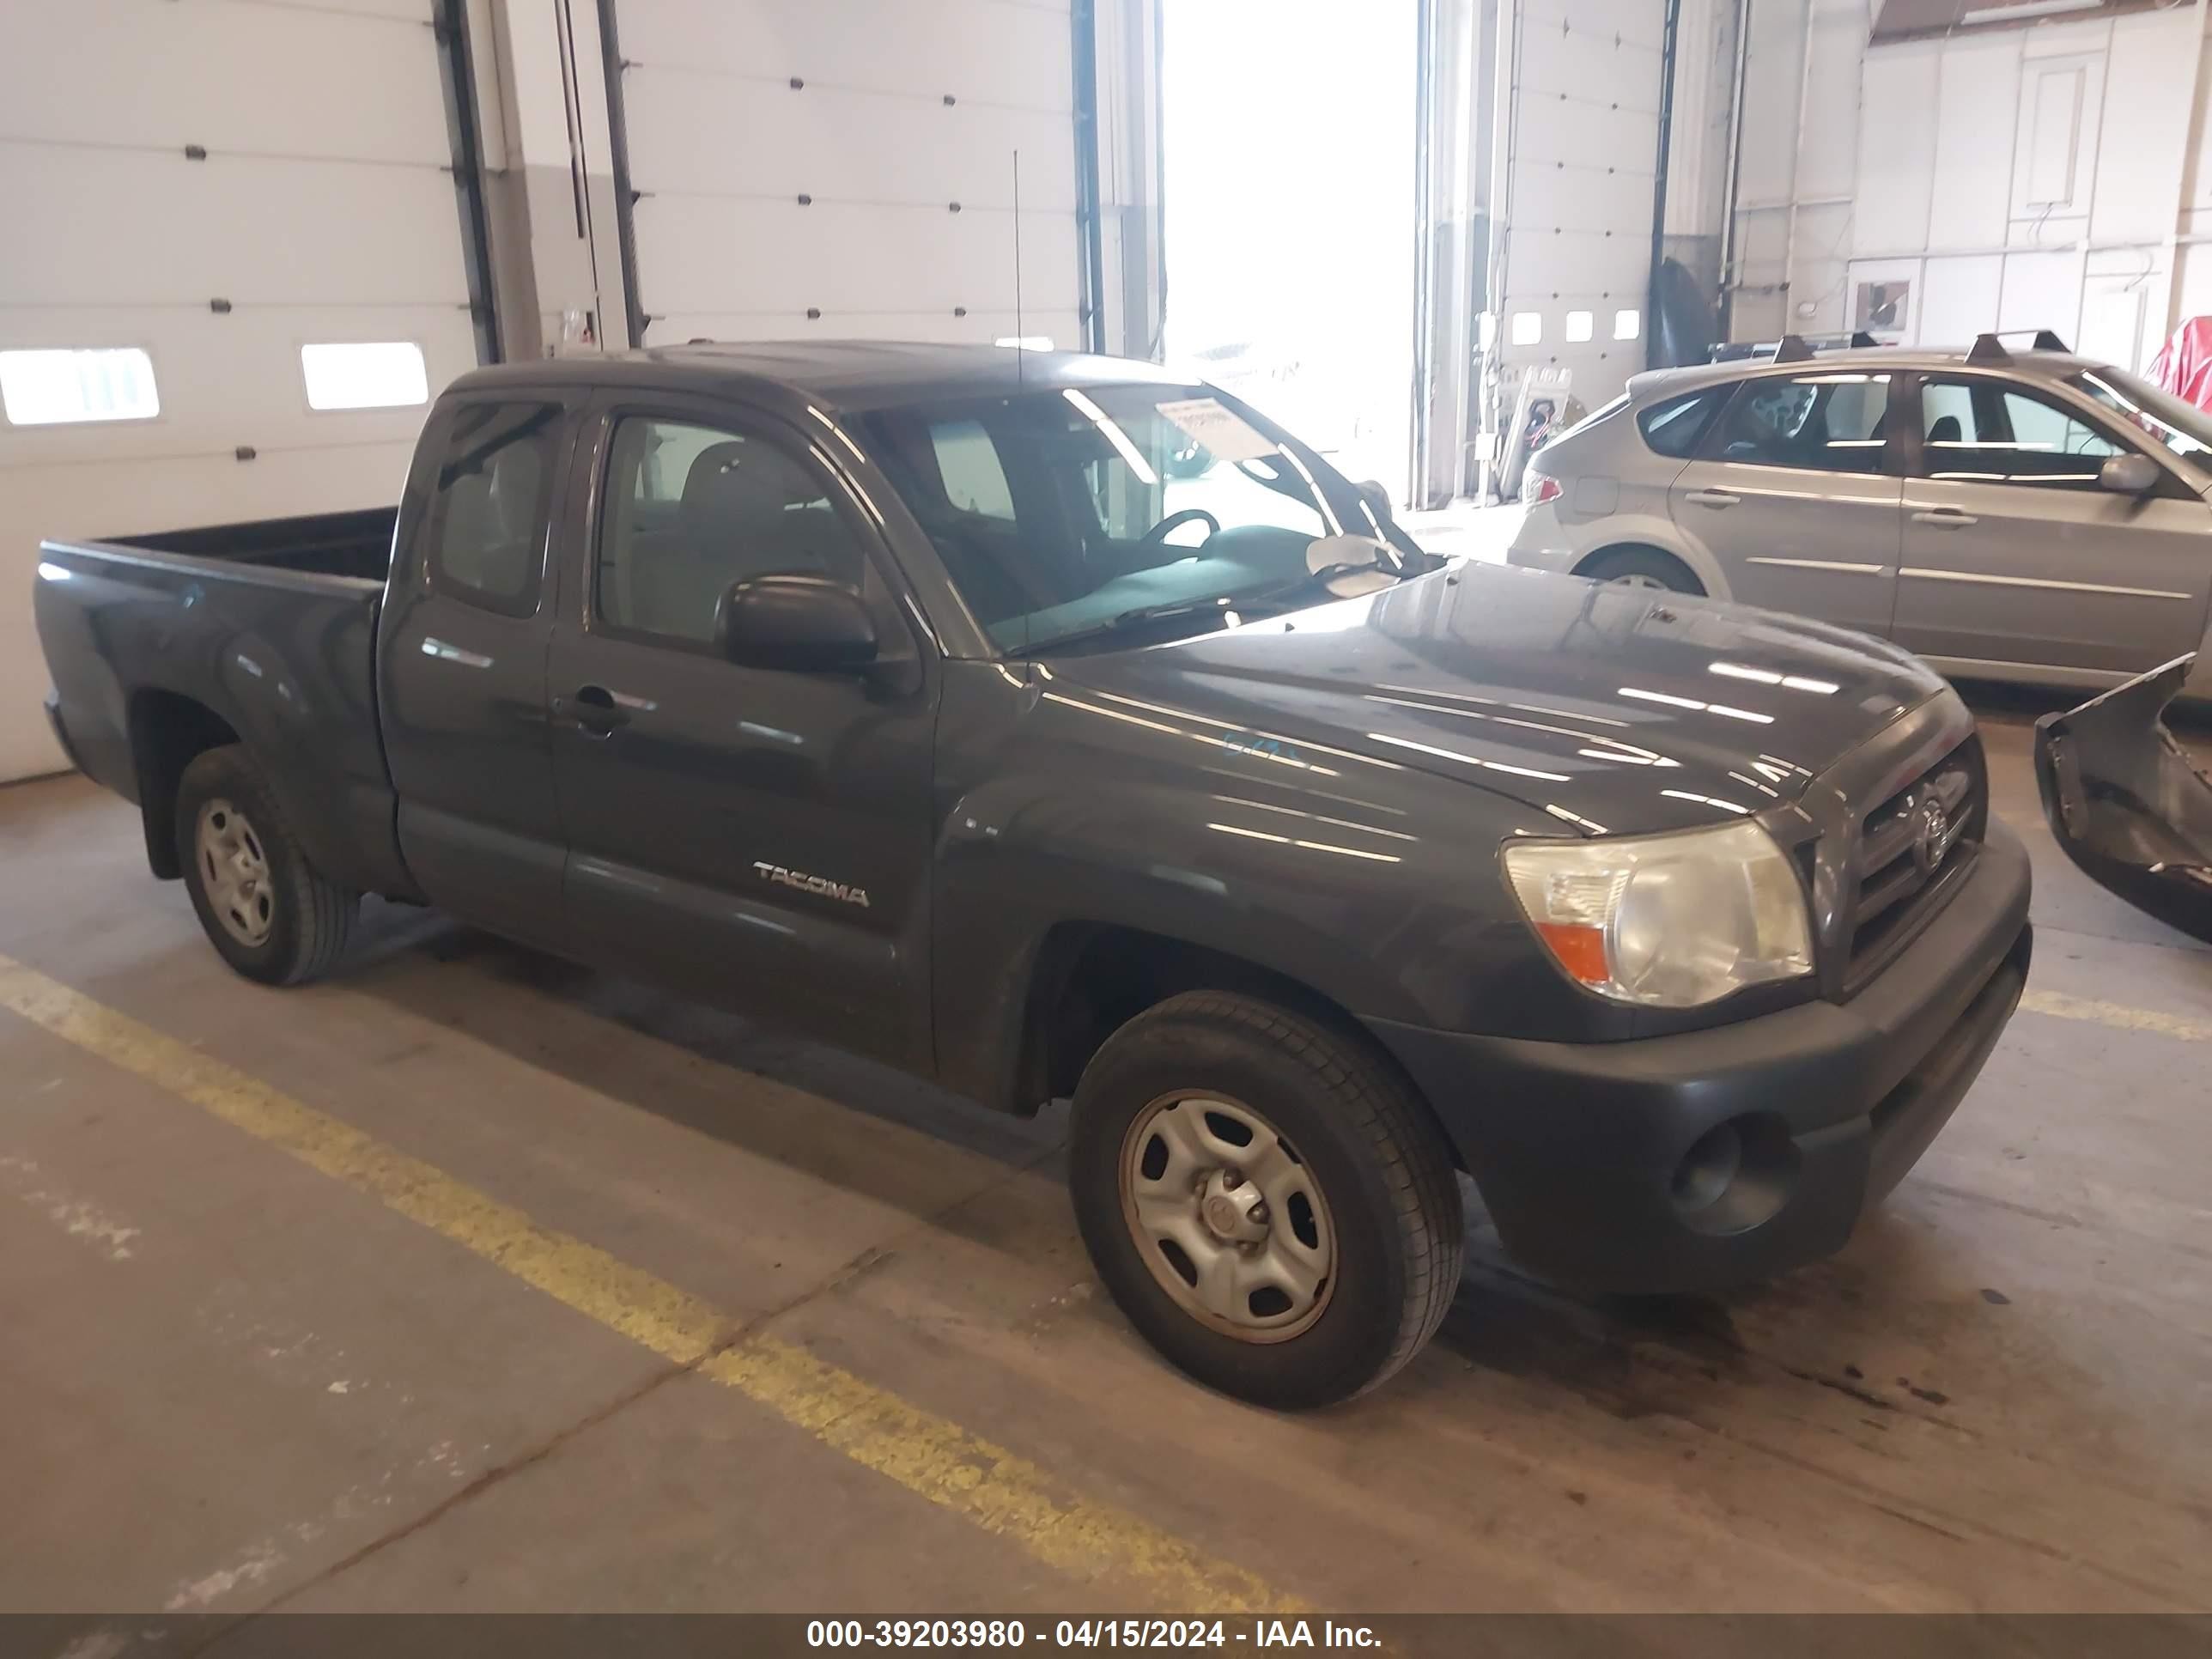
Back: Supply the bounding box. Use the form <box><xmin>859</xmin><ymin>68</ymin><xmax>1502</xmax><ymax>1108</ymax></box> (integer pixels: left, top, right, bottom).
<box><xmin>805</xmin><ymin>1620</ymin><xmax>1382</xmax><ymax>1649</ymax></box>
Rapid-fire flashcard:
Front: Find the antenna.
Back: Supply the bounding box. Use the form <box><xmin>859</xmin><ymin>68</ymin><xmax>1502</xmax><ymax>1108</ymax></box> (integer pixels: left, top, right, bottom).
<box><xmin>1012</xmin><ymin>149</ymin><xmax>1024</xmax><ymax>386</ymax></box>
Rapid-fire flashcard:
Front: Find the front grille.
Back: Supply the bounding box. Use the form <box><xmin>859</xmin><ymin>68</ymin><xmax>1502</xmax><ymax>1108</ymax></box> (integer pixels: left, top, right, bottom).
<box><xmin>1842</xmin><ymin>736</ymin><xmax>1988</xmax><ymax>994</ymax></box>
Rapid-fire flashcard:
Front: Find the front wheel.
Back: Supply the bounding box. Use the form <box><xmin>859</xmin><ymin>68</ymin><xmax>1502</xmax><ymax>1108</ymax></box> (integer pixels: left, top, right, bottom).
<box><xmin>175</xmin><ymin>744</ymin><xmax>356</xmax><ymax>986</ymax></box>
<box><xmin>1069</xmin><ymin>992</ymin><xmax>1464</xmax><ymax>1408</ymax></box>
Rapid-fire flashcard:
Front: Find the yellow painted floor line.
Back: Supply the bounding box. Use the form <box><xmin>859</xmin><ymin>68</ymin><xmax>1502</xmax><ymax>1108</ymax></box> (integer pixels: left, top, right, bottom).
<box><xmin>0</xmin><ymin>952</ymin><xmax>1293</xmax><ymax>1613</ymax></box>
<box><xmin>2020</xmin><ymin>989</ymin><xmax>2212</xmax><ymax>1044</ymax></box>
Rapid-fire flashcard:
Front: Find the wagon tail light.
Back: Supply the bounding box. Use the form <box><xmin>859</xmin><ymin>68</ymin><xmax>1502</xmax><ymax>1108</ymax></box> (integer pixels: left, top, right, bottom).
<box><xmin>1522</xmin><ymin>473</ymin><xmax>1562</xmax><ymax>507</ymax></box>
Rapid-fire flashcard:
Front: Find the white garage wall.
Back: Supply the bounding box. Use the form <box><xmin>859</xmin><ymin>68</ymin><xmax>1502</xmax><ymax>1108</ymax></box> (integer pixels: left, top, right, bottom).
<box><xmin>0</xmin><ymin>0</ymin><xmax>483</xmax><ymax>782</ymax></box>
<box><xmin>1727</xmin><ymin>3</ymin><xmax>2212</xmax><ymax>365</ymax></box>
<box><xmin>1841</xmin><ymin>6</ymin><xmax>2203</xmax><ymax>368</ymax></box>
<box><xmin>608</xmin><ymin>0</ymin><xmax>1086</xmax><ymax>349</ymax></box>
<box><xmin>1490</xmin><ymin>0</ymin><xmax>1674</xmax><ymax>409</ymax></box>
<box><xmin>1725</xmin><ymin>0</ymin><xmax>1868</xmax><ymax>343</ymax></box>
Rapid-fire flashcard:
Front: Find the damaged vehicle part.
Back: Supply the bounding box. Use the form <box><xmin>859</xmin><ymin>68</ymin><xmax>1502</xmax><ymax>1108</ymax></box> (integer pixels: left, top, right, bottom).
<box><xmin>2034</xmin><ymin>654</ymin><xmax>2212</xmax><ymax>945</ymax></box>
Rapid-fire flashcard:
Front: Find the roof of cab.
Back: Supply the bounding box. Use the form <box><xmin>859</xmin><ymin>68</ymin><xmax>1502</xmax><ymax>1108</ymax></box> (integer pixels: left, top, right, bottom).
<box><xmin>446</xmin><ymin>340</ymin><xmax>1188</xmax><ymax>412</ymax></box>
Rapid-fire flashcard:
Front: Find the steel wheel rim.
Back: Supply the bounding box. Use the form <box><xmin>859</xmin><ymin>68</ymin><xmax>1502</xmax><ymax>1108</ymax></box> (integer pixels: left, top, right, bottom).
<box><xmin>196</xmin><ymin>798</ymin><xmax>275</xmax><ymax>947</ymax></box>
<box><xmin>1610</xmin><ymin>572</ymin><xmax>1669</xmax><ymax>591</ymax></box>
<box><xmin>1117</xmin><ymin>1091</ymin><xmax>1337</xmax><ymax>1344</ymax></box>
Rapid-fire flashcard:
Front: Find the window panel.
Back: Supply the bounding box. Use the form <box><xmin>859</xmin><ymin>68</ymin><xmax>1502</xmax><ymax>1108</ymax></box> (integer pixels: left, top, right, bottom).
<box><xmin>301</xmin><ymin>341</ymin><xmax>428</xmax><ymax>410</ymax></box>
<box><xmin>1638</xmin><ymin>389</ymin><xmax>1725</xmax><ymax>459</ymax></box>
<box><xmin>597</xmin><ymin>417</ymin><xmax>867</xmax><ymax>646</ymax></box>
<box><xmin>426</xmin><ymin>403</ymin><xmax>562</xmax><ymax>615</ymax></box>
<box><xmin>0</xmin><ymin>347</ymin><xmax>159</xmax><ymax>426</ymax></box>
<box><xmin>930</xmin><ymin>419</ymin><xmax>1016</xmax><ymax>520</ymax></box>
<box><xmin>1712</xmin><ymin>374</ymin><xmax>1892</xmax><ymax>475</ymax></box>
<box><xmin>1918</xmin><ymin>377</ymin><xmax>2122</xmax><ymax>488</ymax></box>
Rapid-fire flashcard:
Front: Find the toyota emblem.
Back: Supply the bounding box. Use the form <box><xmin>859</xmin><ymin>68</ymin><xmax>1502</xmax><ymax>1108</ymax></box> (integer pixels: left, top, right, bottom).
<box><xmin>1912</xmin><ymin>799</ymin><xmax>1950</xmax><ymax>875</ymax></box>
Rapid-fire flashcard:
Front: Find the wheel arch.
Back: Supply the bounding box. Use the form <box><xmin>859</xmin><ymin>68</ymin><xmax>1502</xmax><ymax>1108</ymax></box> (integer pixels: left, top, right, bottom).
<box><xmin>1571</xmin><ymin>527</ymin><xmax>1731</xmax><ymax>601</ymax></box>
<box><xmin>1008</xmin><ymin>921</ymin><xmax>1466</xmax><ymax>1170</ymax></box>
<box><xmin>128</xmin><ymin>690</ymin><xmax>242</xmax><ymax>879</ymax></box>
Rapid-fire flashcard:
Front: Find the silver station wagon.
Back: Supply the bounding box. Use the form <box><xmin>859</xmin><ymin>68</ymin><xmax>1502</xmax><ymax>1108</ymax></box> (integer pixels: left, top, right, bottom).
<box><xmin>1508</xmin><ymin>332</ymin><xmax>2212</xmax><ymax>696</ymax></box>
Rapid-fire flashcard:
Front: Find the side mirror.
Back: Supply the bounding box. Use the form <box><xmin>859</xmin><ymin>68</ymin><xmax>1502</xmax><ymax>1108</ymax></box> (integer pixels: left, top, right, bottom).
<box><xmin>715</xmin><ymin>574</ymin><xmax>878</xmax><ymax>671</ymax></box>
<box><xmin>2100</xmin><ymin>453</ymin><xmax>2161</xmax><ymax>497</ymax></box>
<box><xmin>1355</xmin><ymin>478</ymin><xmax>1396</xmax><ymax>526</ymax></box>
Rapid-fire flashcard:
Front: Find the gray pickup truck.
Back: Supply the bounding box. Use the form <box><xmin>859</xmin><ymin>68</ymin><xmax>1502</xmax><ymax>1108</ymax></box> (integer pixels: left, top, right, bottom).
<box><xmin>34</xmin><ymin>343</ymin><xmax>2032</xmax><ymax>1407</ymax></box>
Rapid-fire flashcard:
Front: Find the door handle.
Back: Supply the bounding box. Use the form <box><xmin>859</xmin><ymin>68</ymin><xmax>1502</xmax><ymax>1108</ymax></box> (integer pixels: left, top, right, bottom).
<box><xmin>1686</xmin><ymin>489</ymin><xmax>1741</xmax><ymax>510</ymax></box>
<box><xmin>1912</xmin><ymin>507</ymin><xmax>1978</xmax><ymax>529</ymax></box>
<box><xmin>567</xmin><ymin>684</ymin><xmax>630</xmax><ymax>736</ymax></box>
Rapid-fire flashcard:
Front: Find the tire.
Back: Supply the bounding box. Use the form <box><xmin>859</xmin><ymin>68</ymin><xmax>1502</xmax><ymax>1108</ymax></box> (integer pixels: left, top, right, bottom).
<box><xmin>1581</xmin><ymin>545</ymin><xmax>1704</xmax><ymax>595</ymax></box>
<box><xmin>174</xmin><ymin>744</ymin><xmax>356</xmax><ymax>986</ymax></box>
<box><xmin>1068</xmin><ymin>991</ymin><xmax>1464</xmax><ymax>1409</ymax></box>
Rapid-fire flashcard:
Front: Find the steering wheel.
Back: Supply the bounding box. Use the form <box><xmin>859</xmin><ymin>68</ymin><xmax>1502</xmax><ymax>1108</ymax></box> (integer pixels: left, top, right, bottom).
<box><xmin>1139</xmin><ymin>507</ymin><xmax>1221</xmax><ymax>546</ymax></box>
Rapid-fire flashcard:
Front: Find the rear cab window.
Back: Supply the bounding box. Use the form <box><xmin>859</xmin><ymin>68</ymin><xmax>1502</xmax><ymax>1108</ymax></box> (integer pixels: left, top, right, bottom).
<box><xmin>928</xmin><ymin>419</ymin><xmax>1017</xmax><ymax>520</ymax></box>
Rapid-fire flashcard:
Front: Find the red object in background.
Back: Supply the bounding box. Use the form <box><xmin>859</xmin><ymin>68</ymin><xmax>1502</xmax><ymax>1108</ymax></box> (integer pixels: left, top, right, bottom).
<box><xmin>2148</xmin><ymin>317</ymin><xmax>2212</xmax><ymax>413</ymax></box>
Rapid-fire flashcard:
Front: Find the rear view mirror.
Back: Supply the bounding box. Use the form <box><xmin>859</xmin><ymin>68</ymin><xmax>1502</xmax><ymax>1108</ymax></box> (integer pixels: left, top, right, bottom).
<box><xmin>2100</xmin><ymin>453</ymin><xmax>2160</xmax><ymax>497</ymax></box>
<box><xmin>716</xmin><ymin>574</ymin><xmax>878</xmax><ymax>671</ymax></box>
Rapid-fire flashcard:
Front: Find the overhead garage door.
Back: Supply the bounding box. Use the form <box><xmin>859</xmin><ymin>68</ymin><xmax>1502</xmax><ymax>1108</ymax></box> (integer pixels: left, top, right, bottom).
<box><xmin>607</xmin><ymin>0</ymin><xmax>1085</xmax><ymax>350</ymax></box>
<box><xmin>0</xmin><ymin>0</ymin><xmax>484</xmax><ymax>782</ymax></box>
<box><xmin>1492</xmin><ymin>0</ymin><xmax>1670</xmax><ymax>409</ymax></box>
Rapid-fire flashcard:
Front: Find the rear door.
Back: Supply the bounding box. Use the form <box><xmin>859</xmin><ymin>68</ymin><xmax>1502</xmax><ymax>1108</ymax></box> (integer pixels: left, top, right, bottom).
<box><xmin>544</xmin><ymin>392</ymin><xmax>938</xmax><ymax>1072</ymax></box>
<box><xmin>1893</xmin><ymin>374</ymin><xmax>2212</xmax><ymax>675</ymax></box>
<box><xmin>380</xmin><ymin>396</ymin><xmax>577</xmax><ymax>951</ymax></box>
<box><xmin>1667</xmin><ymin>368</ymin><xmax>1903</xmax><ymax>637</ymax></box>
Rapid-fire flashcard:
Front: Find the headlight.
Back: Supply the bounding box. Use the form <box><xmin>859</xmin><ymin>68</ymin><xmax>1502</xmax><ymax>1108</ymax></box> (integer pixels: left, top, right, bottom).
<box><xmin>1503</xmin><ymin>820</ymin><xmax>1813</xmax><ymax>1007</ymax></box>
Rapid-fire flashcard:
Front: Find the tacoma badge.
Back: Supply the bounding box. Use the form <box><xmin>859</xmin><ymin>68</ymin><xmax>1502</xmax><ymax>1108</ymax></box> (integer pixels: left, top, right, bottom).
<box><xmin>753</xmin><ymin>860</ymin><xmax>871</xmax><ymax>908</ymax></box>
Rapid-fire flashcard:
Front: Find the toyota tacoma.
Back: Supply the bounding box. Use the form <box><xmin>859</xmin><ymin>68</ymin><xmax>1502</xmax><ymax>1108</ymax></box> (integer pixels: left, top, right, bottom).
<box><xmin>33</xmin><ymin>343</ymin><xmax>2032</xmax><ymax>1407</ymax></box>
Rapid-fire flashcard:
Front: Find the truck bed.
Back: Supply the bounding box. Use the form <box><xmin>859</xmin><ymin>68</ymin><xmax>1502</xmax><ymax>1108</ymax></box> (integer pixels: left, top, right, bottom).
<box><xmin>112</xmin><ymin>506</ymin><xmax>397</xmax><ymax>583</ymax></box>
<box><xmin>34</xmin><ymin>507</ymin><xmax>410</xmax><ymax>902</ymax></box>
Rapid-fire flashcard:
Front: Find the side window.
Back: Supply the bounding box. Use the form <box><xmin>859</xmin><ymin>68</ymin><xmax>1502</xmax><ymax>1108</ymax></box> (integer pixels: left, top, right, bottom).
<box><xmin>1637</xmin><ymin>389</ymin><xmax>1724</xmax><ymax>458</ymax></box>
<box><xmin>427</xmin><ymin>402</ymin><xmax>562</xmax><ymax>616</ymax></box>
<box><xmin>1711</xmin><ymin>374</ymin><xmax>1892</xmax><ymax>474</ymax></box>
<box><xmin>597</xmin><ymin>416</ymin><xmax>869</xmax><ymax>647</ymax></box>
<box><xmin>1918</xmin><ymin>378</ymin><xmax>2122</xmax><ymax>488</ymax></box>
<box><xmin>929</xmin><ymin>419</ymin><xmax>1016</xmax><ymax>520</ymax></box>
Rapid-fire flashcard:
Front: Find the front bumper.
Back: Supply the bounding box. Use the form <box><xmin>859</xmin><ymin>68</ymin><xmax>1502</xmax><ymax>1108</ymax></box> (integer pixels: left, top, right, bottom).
<box><xmin>1366</xmin><ymin>823</ymin><xmax>2033</xmax><ymax>1293</ymax></box>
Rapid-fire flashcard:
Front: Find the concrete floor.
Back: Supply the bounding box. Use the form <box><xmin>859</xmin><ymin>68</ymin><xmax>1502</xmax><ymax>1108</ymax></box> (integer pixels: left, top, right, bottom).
<box><xmin>2</xmin><ymin>690</ymin><xmax>2209</xmax><ymax>1616</ymax></box>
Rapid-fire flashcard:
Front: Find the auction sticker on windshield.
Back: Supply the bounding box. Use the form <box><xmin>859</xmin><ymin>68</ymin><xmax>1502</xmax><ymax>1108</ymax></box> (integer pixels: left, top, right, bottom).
<box><xmin>1157</xmin><ymin>398</ymin><xmax>1278</xmax><ymax>463</ymax></box>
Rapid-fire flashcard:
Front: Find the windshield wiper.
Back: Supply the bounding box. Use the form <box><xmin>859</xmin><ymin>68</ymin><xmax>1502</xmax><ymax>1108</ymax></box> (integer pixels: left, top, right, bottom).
<box><xmin>1018</xmin><ymin>561</ymin><xmax>1407</xmax><ymax>654</ymax></box>
<box><xmin>1016</xmin><ymin>597</ymin><xmax>1245</xmax><ymax>654</ymax></box>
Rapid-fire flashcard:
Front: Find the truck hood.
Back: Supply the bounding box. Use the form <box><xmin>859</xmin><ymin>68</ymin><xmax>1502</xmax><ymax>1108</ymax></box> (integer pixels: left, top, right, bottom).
<box><xmin>1049</xmin><ymin>562</ymin><xmax>1950</xmax><ymax>835</ymax></box>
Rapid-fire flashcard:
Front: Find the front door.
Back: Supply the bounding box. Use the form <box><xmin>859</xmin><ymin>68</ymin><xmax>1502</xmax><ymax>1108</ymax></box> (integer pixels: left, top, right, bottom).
<box><xmin>1667</xmin><ymin>368</ymin><xmax>1902</xmax><ymax>638</ymax></box>
<box><xmin>546</xmin><ymin>397</ymin><xmax>938</xmax><ymax>1073</ymax></box>
<box><xmin>1893</xmin><ymin>374</ymin><xmax>2212</xmax><ymax>675</ymax></box>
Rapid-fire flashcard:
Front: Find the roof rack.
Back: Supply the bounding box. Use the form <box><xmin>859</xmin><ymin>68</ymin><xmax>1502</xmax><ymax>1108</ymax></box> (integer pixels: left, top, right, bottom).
<box><xmin>1966</xmin><ymin>328</ymin><xmax>2071</xmax><ymax>365</ymax></box>
<box><xmin>1710</xmin><ymin>331</ymin><xmax>1881</xmax><ymax>365</ymax></box>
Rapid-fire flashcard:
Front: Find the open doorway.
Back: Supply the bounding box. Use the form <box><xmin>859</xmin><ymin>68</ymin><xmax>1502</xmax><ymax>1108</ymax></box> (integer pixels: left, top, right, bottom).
<box><xmin>1160</xmin><ymin>0</ymin><xmax>1419</xmax><ymax>502</ymax></box>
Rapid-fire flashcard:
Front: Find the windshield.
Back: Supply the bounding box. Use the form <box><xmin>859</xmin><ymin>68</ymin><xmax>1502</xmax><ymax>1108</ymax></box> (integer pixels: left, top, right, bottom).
<box><xmin>2069</xmin><ymin>367</ymin><xmax>2212</xmax><ymax>467</ymax></box>
<box><xmin>857</xmin><ymin>383</ymin><xmax>1419</xmax><ymax>653</ymax></box>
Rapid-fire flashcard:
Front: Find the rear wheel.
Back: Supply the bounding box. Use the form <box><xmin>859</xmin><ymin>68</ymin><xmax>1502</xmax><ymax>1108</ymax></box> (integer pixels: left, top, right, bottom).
<box><xmin>1582</xmin><ymin>545</ymin><xmax>1704</xmax><ymax>595</ymax></box>
<box><xmin>1069</xmin><ymin>991</ymin><xmax>1464</xmax><ymax>1408</ymax></box>
<box><xmin>175</xmin><ymin>745</ymin><xmax>356</xmax><ymax>986</ymax></box>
